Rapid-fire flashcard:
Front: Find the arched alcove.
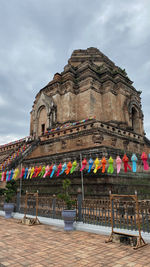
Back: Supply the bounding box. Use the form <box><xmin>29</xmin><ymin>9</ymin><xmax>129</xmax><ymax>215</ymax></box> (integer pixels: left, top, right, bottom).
<box><xmin>48</xmin><ymin>106</ymin><xmax>57</xmax><ymax>129</ymax></box>
<box><xmin>31</xmin><ymin>93</ymin><xmax>58</xmax><ymax>137</ymax></box>
<box><xmin>131</xmin><ymin>107</ymin><xmax>140</xmax><ymax>133</ymax></box>
<box><xmin>37</xmin><ymin>106</ymin><xmax>47</xmax><ymax>136</ymax></box>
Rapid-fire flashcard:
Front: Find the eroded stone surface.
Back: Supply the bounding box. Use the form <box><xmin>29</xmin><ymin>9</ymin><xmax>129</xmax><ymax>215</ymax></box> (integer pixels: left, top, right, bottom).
<box><xmin>30</xmin><ymin>47</ymin><xmax>144</xmax><ymax>138</ymax></box>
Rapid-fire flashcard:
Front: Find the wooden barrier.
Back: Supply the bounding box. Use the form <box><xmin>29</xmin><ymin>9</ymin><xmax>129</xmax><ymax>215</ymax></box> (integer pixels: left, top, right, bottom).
<box><xmin>21</xmin><ymin>191</ymin><xmax>40</xmax><ymax>226</ymax></box>
<box><xmin>106</xmin><ymin>193</ymin><xmax>147</xmax><ymax>249</ymax></box>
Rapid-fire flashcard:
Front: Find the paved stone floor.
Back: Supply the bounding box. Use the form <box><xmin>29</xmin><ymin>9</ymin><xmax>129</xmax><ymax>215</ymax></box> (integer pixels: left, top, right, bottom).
<box><xmin>0</xmin><ymin>217</ymin><xmax>150</xmax><ymax>267</ymax></box>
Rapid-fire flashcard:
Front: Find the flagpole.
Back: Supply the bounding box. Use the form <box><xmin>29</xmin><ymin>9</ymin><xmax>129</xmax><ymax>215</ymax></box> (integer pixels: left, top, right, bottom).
<box><xmin>19</xmin><ymin>163</ymin><xmax>22</xmax><ymax>212</ymax></box>
<box><xmin>80</xmin><ymin>153</ymin><xmax>84</xmax><ymax>200</ymax></box>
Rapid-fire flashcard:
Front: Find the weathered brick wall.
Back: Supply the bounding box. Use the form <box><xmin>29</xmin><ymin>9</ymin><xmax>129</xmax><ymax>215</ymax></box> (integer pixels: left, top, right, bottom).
<box><xmin>30</xmin><ymin>48</ymin><xmax>144</xmax><ymax>140</ymax></box>
<box><xmin>16</xmin><ymin>172</ymin><xmax>150</xmax><ymax>199</ymax></box>
<box><xmin>27</xmin><ymin>119</ymin><xmax>146</xmax><ymax>160</ymax></box>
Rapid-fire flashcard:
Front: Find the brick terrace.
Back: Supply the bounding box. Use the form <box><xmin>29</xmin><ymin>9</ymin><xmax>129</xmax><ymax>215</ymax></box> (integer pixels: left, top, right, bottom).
<box><xmin>0</xmin><ymin>217</ymin><xmax>150</xmax><ymax>267</ymax></box>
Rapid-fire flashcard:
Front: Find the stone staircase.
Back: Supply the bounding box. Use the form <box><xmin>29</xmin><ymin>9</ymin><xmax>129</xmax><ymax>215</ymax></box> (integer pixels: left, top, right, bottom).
<box><xmin>7</xmin><ymin>139</ymin><xmax>40</xmax><ymax>170</ymax></box>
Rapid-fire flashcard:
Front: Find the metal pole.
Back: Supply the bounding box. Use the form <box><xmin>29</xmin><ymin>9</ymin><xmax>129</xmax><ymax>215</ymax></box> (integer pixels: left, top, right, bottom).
<box><xmin>36</xmin><ymin>191</ymin><xmax>38</xmax><ymax>219</ymax></box>
<box><xmin>19</xmin><ymin>163</ymin><xmax>22</xmax><ymax>212</ymax></box>
<box><xmin>80</xmin><ymin>153</ymin><xmax>84</xmax><ymax>200</ymax></box>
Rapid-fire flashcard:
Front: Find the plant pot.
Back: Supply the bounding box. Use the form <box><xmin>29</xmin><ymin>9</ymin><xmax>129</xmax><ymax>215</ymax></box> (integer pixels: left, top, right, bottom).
<box><xmin>3</xmin><ymin>203</ymin><xmax>14</xmax><ymax>219</ymax></box>
<box><xmin>62</xmin><ymin>209</ymin><xmax>76</xmax><ymax>231</ymax></box>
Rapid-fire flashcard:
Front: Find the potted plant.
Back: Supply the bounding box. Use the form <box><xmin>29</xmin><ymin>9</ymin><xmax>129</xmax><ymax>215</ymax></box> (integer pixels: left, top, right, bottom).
<box><xmin>58</xmin><ymin>178</ymin><xmax>76</xmax><ymax>231</ymax></box>
<box><xmin>3</xmin><ymin>180</ymin><xmax>17</xmax><ymax>219</ymax></box>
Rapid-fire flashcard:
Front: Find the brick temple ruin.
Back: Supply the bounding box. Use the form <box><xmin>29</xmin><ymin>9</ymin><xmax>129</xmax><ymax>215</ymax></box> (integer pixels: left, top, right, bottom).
<box><xmin>1</xmin><ymin>47</ymin><xmax>150</xmax><ymax>198</ymax></box>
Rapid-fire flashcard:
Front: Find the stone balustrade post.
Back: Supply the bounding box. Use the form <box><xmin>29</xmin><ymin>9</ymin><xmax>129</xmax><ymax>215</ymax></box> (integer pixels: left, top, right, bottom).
<box><xmin>16</xmin><ymin>188</ymin><xmax>20</xmax><ymax>212</ymax></box>
<box><xmin>52</xmin><ymin>194</ymin><xmax>56</xmax><ymax>218</ymax></box>
<box><xmin>77</xmin><ymin>187</ymin><xmax>82</xmax><ymax>221</ymax></box>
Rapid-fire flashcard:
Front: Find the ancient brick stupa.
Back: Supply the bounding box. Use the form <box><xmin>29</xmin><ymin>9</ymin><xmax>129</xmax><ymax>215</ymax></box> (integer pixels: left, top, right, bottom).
<box><xmin>29</xmin><ymin>47</ymin><xmax>149</xmax><ymax>159</ymax></box>
<box><xmin>1</xmin><ymin>47</ymin><xmax>150</xmax><ymax>197</ymax></box>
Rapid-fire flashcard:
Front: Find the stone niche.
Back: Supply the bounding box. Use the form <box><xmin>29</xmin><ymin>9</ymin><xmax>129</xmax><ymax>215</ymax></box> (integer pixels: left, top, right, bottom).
<box><xmin>30</xmin><ymin>93</ymin><xmax>57</xmax><ymax>138</ymax></box>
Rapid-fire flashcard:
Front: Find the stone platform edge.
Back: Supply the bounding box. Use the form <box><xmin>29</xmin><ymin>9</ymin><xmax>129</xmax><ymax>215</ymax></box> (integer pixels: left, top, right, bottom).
<box><xmin>0</xmin><ymin>211</ymin><xmax>149</xmax><ymax>243</ymax></box>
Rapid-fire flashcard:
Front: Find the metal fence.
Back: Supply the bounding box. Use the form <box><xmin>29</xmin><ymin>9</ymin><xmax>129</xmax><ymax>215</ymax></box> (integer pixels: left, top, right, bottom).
<box><xmin>19</xmin><ymin>195</ymin><xmax>77</xmax><ymax>220</ymax></box>
<box><xmin>81</xmin><ymin>198</ymin><xmax>150</xmax><ymax>233</ymax></box>
<box><xmin>82</xmin><ymin>199</ymin><xmax>111</xmax><ymax>226</ymax></box>
<box><xmin>0</xmin><ymin>194</ymin><xmax>150</xmax><ymax>233</ymax></box>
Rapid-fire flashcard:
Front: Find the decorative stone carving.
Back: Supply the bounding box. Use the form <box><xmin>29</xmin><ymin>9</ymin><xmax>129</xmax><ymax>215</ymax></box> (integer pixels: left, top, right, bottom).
<box><xmin>92</xmin><ymin>132</ymin><xmax>104</xmax><ymax>144</ymax></box>
<box><xmin>123</xmin><ymin>140</ymin><xmax>129</xmax><ymax>150</ymax></box>
<box><xmin>33</xmin><ymin>92</ymin><xmax>57</xmax><ymax>137</ymax></box>
<box><xmin>36</xmin><ymin>92</ymin><xmax>55</xmax><ymax>116</ymax></box>
<box><xmin>47</xmin><ymin>143</ymin><xmax>54</xmax><ymax>152</ymax></box>
<box><xmin>111</xmin><ymin>138</ymin><xmax>117</xmax><ymax>146</ymax></box>
<box><xmin>61</xmin><ymin>140</ymin><xmax>67</xmax><ymax>149</ymax></box>
<box><xmin>133</xmin><ymin>143</ymin><xmax>138</xmax><ymax>151</ymax></box>
<box><xmin>76</xmin><ymin>138</ymin><xmax>83</xmax><ymax>146</ymax></box>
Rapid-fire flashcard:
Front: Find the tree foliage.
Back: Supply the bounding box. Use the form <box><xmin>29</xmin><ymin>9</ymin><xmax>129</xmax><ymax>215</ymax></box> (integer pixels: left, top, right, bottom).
<box><xmin>4</xmin><ymin>180</ymin><xmax>17</xmax><ymax>203</ymax></box>
<box><xmin>58</xmin><ymin>179</ymin><xmax>75</xmax><ymax>210</ymax></box>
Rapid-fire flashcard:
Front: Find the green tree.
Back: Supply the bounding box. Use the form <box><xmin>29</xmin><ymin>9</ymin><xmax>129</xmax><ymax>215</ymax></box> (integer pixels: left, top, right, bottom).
<box><xmin>58</xmin><ymin>179</ymin><xmax>75</xmax><ymax>210</ymax></box>
<box><xmin>4</xmin><ymin>180</ymin><xmax>17</xmax><ymax>203</ymax></box>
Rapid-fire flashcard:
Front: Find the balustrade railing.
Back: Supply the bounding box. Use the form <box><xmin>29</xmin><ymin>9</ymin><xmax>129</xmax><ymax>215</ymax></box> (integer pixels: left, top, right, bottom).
<box><xmin>0</xmin><ymin>194</ymin><xmax>150</xmax><ymax>233</ymax></box>
<box><xmin>19</xmin><ymin>195</ymin><xmax>77</xmax><ymax>220</ymax></box>
<box><xmin>81</xmin><ymin>198</ymin><xmax>150</xmax><ymax>233</ymax></box>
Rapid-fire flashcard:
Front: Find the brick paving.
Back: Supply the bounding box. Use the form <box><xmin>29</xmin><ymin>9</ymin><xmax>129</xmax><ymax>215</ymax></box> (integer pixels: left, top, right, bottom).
<box><xmin>0</xmin><ymin>217</ymin><xmax>150</xmax><ymax>266</ymax></box>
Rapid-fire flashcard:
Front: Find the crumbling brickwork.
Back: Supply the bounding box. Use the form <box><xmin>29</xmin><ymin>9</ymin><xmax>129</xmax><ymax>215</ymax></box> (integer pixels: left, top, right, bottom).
<box><xmin>29</xmin><ymin>47</ymin><xmax>148</xmax><ymax>159</ymax></box>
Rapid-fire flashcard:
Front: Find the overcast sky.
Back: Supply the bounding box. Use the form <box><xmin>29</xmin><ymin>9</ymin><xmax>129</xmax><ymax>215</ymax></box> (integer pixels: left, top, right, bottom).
<box><xmin>0</xmin><ymin>0</ymin><xmax>150</xmax><ymax>144</ymax></box>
